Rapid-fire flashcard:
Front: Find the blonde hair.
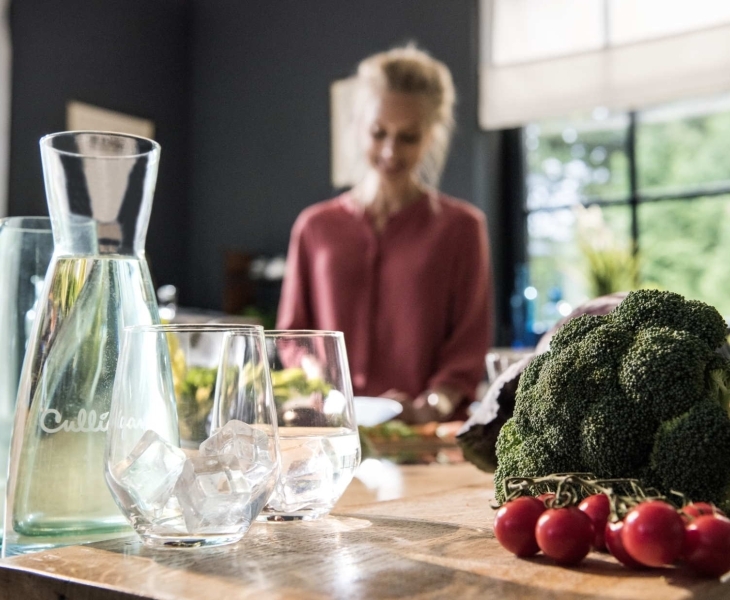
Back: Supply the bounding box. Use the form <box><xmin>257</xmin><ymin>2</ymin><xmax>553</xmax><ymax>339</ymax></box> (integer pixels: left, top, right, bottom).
<box><xmin>352</xmin><ymin>45</ymin><xmax>456</xmax><ymax>189</ymax></box>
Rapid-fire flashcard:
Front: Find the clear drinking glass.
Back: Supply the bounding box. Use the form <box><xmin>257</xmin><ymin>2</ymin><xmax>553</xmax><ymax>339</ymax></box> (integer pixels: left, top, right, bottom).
<box><xmin>0</xmin><ymin>217</ymin><xmax>54</xmax><ymax>539</ymax></box>
<box><xmin>4</xmin><ymin>132</ymin><xmax>161</xmax><ymax>557</ymax></box>
<box><xmin>260</xmin><ymin>330</ymin><xmax>360</xmax><ymax>521</ymax></box>
<box><xmin>105</xmin><ymin>324</ymin><xmax>280</xmax><ymax>548</ymax></box>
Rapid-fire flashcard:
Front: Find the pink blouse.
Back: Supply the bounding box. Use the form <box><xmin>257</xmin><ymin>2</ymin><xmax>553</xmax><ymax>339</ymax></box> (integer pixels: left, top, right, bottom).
<box><xmin>276</xmin><ymin>192</ymin><xmax>493</xmax><ymax>403</ymax></box>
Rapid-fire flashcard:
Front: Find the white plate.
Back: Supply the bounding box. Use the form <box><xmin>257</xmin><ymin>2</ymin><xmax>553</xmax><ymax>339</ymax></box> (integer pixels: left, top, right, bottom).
<box><xmin>353</xmin><ymin>397</ymin><xmax>403</xmax><ymax>427</ymax></box>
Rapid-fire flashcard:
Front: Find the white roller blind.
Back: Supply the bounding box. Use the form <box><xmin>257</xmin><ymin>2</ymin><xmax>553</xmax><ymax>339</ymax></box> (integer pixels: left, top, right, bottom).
<box><xmin>480</xmin><ymin>0</ymin><xmax>730</xmax><ymax>130</ymax></box>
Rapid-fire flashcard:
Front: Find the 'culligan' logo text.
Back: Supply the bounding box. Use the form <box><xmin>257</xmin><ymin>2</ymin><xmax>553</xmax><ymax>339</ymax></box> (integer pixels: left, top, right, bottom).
<box><xmin>117</xmin><ymin>416</ymin><xmax>146</xmax><ymax>430</ymax></box>
<box><xmin>40</xmin><ymin>408</ymin><xmax>109</xmax><ymax>434</ymax></box>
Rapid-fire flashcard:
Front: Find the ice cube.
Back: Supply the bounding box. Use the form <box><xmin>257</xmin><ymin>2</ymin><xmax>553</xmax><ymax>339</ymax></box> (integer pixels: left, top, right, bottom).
<box><xmin>175</xmin><ymin>453</ymin><xmax>275</xmax><ymax>533</ymax></box>
<box><xmin>147</xmin><ymin>496</ymin><xmax>188</xmax><ymax>535</ymax></box>
<box><xmin>200</xmin><ymin>419</ymin><xmax>272</xmax><ymax>466</ymax></box>
<box><xmin>113</xmin><ymin>430</ymin><xmax>187</xmax><ymax>514</ymax></box>
<box><xmin>269</xmin><ymin>437</ymin><xmax>338</xmax><ymax>512</ymax></box>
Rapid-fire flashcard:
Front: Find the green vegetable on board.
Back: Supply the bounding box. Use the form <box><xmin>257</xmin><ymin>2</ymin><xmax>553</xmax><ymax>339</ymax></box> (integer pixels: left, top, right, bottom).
<box><xmin>177</xmin><ymin>366</ymin><xmax>218</xmax><ymax>442</ymax></box>
<box><xmin>270</xmin><ymin>367</ymin><xmax>331</xmax><ymax>405</ymax></box>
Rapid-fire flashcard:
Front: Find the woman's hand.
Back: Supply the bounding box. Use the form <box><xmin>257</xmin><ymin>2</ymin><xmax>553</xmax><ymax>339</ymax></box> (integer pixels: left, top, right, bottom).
<box><xmin>382</xmin><ymin>386</ymin><xmax>462</xmax><ymax>424</ymax></box>
<box><xmin>380</xmin><ymin>389</ymin><xmax>416</xmax><ymax>423</ymax></box>
<box><xmin>413</xmin><ymin>386</ymin><xmax>460</xmax><ymax>424</ymax></box>
<box><xmin>380</xmin><ymin>389</ymin><xmax>422</xmax><ymax>424</ymax></box>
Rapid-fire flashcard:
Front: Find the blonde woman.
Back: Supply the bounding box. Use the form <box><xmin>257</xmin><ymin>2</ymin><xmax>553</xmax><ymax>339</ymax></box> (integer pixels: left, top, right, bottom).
<box><xmin>277</xmin><ymin>46</ymin><xmax>493</xmax><ymax>423</ymax></box>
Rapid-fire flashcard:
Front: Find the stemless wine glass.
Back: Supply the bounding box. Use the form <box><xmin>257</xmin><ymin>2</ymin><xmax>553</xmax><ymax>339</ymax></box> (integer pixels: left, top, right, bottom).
<box><xmin>260</xmin><ymin>330</ymin><xmax>361</xmax><ymax>521</ymax></box>
<box><xmin>105</xmin><ymin>324</ymin><xmax>279</xmax><ymax>548</ymax></box>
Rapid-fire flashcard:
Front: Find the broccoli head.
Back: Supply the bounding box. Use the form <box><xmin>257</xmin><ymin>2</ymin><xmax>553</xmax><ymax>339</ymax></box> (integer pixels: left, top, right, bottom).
<box><xmin>495</xmin><ymin>289</ymin><xmax>730</xmax><ymax>505</ymax></box>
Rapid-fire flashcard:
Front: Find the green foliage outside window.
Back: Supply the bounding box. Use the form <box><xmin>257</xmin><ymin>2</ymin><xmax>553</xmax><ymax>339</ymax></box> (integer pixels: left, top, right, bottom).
<box><xmin>524</xmin><ymin>95</ymin><xmax>730</xmax><ymax>336</ymax></box>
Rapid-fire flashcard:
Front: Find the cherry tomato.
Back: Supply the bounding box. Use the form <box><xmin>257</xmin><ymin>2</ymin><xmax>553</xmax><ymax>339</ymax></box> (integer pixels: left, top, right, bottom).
<box><xmin>494</xmin><ymin>496</ymin><xmax>546</xmax><ymax>557</ymax></box>
<box><xmin>535</xmin><ymin>507</ymin><xmax>594</xmax><ymax>565</ymax></box>
<box><xmin>684</xmin><ymin>515</ymin><xmax>730</xmax><ymax>577</ymax></box>
<box><xmin>681</xmin><ymin>502</ymin><xmax>726</xmax><ymax>522</ymax></box>
<box><xmin>622</xmin><ymin>500</ymin><xmax>685</xmax><ymax>567</ymax></box>
<box><xmin>537</xmin><ymin>492</ymin><xmax>556</xmax><ymax>506</ymax></box>
<box><xmin>579</xmin><ymin>494</ymin><xmax>611</xmax><ymax>551</ymax></box>
<box><xmin>604</xmin><ymin>520</ymin><xmax>645</xmax><ymax>569</ymax></box>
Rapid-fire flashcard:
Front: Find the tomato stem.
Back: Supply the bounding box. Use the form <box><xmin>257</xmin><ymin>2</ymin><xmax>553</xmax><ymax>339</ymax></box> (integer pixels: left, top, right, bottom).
<box><xmin>498</xmin><ymin>473</ymin><xmax>679</xmax><ymax>518</ymax></box>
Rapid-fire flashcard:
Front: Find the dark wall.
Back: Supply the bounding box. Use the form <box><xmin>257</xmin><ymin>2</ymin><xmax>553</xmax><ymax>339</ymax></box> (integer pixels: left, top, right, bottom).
<box><xmin>186</xmin><ymin>0</ymin><xmax>491</xmax><ymax>309</ymax></box>
<box><xmin>8</xmin><ymin>0</ymin><xmax>190</xmax><ymax>290</ymax></box>
<box><xmin>8</xmin><ymin>0</ymin><xmax>509</xmax><ymax>340</ymax></box>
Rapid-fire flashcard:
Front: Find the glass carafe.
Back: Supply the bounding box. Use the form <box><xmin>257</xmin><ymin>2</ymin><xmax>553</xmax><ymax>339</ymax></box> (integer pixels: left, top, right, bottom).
<box><xmin>3</xmin><ymin>132</ymin><xmax>162</xmax><ymax>556</ymax></box>
<box><xmin>0</xmin><ymin>217</ymin><xmax>54</xmax><ymax>543</ymax></box>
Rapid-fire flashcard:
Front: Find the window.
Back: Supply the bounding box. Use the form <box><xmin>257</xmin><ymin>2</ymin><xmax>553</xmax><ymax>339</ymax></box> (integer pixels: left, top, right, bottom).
<box><xmin>523</xmin><ymin>92</ymin><xmax>730</xmax><ymax>338</ymax></box>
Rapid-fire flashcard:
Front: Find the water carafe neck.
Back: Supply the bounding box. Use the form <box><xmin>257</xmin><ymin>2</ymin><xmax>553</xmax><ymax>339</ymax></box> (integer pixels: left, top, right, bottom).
<box><xmin>40</xmin><ymin>131</ymin><xmax>160</xmax><ymax>257</ymax></box>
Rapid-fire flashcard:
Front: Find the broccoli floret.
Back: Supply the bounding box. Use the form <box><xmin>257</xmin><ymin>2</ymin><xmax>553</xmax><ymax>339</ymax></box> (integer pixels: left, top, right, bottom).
<box><xmin>548</xmin><ymin>314</ymin><xmax>606</xmax><ymax>353</ymax></box>
<box><xmin>494</xmin><ymin>289</ymin><xmax>730</xmax><ymax>506</ymax></box>
<box><xmin>618</xmin><ymin>327</ymin><xmax>714</xmax><ymax>421</ymax></box>
<box><xmin>516</xmin><ymin>351</ymin><xmax>550</xmax><ymax>390</ymax></box>
<box><xmin>494</xmin><ymin>419</ymin><xmax>580</xmax><ymax>500</ymax></box>
<box><xmin>579</xmin><ymin>386</ymin><xmax>657</xmax><ymax>478</ymax></box>
<box><xmin>494</xmin><ymin>420</ymin><xmax>527</xmax><ymax>497</ymax></box>
<box><xmin>579</xmin><ymin>323</ymin><xmax>634</xmax><ymax>390</ymax></box>
<box><xmin>682</xmin><ymin>299</ymin><xmax>730</xmax><ymax>349</ymax></box>
<box><xmin>512</xmin><ymin>344</ymin><xmax>593</xmax><ymax>438</ymax></box>
<box><xmin>611</xmin><ymin>290</ymin><xmax>727</xmax><ymax>349</ymax></box>
<box><xmin>650</xmin><ymin>400</ymin><xmax>730</xmax><ymax>512</ymax></box>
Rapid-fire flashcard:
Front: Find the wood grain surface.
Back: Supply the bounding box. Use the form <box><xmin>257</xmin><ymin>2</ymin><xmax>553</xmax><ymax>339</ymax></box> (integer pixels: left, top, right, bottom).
<box><xmin>0</xmin><ymin>463</ymin><xmax>727</xmax><ymax>600</ymax></box>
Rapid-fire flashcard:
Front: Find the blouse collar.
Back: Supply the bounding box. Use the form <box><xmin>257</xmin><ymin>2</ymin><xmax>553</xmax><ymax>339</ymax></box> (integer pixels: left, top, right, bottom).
<box><xmin>339</xmin><ymin>189</ymin><xmax>440</xmax><ymax>219</ymax></box>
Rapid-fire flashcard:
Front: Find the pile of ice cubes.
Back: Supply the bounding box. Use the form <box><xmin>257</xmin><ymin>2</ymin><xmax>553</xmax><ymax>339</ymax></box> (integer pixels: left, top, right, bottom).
<box><xmin>112</xmin><ymin>420</ymin><xmax>276</xmax><ymax>536</ymax></box>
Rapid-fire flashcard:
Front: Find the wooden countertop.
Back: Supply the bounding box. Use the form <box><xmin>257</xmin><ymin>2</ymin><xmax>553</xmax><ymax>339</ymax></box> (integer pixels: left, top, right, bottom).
<box><xmin>0</xmin><ymin>462</ymin><xmax>726</xmax><ymax>600</ymax></box>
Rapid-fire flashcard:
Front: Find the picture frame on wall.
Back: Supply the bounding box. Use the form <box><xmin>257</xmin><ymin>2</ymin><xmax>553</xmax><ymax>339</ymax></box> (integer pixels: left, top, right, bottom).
<box><xmin>330</xmin><ymin>77</ymin><xmax>359</xmax><ymax>189</ymax></box>
<box><xmin>66</xmin><ymin>101</ymin><xmax>155</xmax><ymax>139</ymax></box>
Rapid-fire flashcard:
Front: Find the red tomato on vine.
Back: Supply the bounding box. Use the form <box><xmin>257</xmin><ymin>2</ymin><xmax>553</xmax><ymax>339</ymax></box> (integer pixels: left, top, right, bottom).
<box><xmin>622</xmin><ymin>501</ymin><xmax>685</xmax><ymax>567</ymax></box>
<box><xmin>604</xmin><ymin>520</ymin><xmax>645</xmax><ymax>569</ymax></box>
<box><xmin>579</xmin><ymin>494</ymin><xmax>611</xmax><ymax>551</ymax></box>
<box><xmin>535</xmin><ymin>507</ymin><xmax>594</xmax><ymax>565</ymax></box>
<box><xmin>684</xmin><ymin>515</ymin><xmax>730</xmax><ymax>577</ymax></box>
<box><xmin>493</xmin><ymin>496</ymin><xmax>546</xmax><ymax>557</ymax></box>
<box><xmin>681</xmin><ymin>502</ymin><xmax>725</xmax><ymax>522</ymax></box>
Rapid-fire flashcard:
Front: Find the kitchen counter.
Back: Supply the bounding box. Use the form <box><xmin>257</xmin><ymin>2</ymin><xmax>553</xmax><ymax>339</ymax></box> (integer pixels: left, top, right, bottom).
<box><xmin>0</xmin><ymin>462</ymin><xmax>725</xmax><ymax>599</ymax></box>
